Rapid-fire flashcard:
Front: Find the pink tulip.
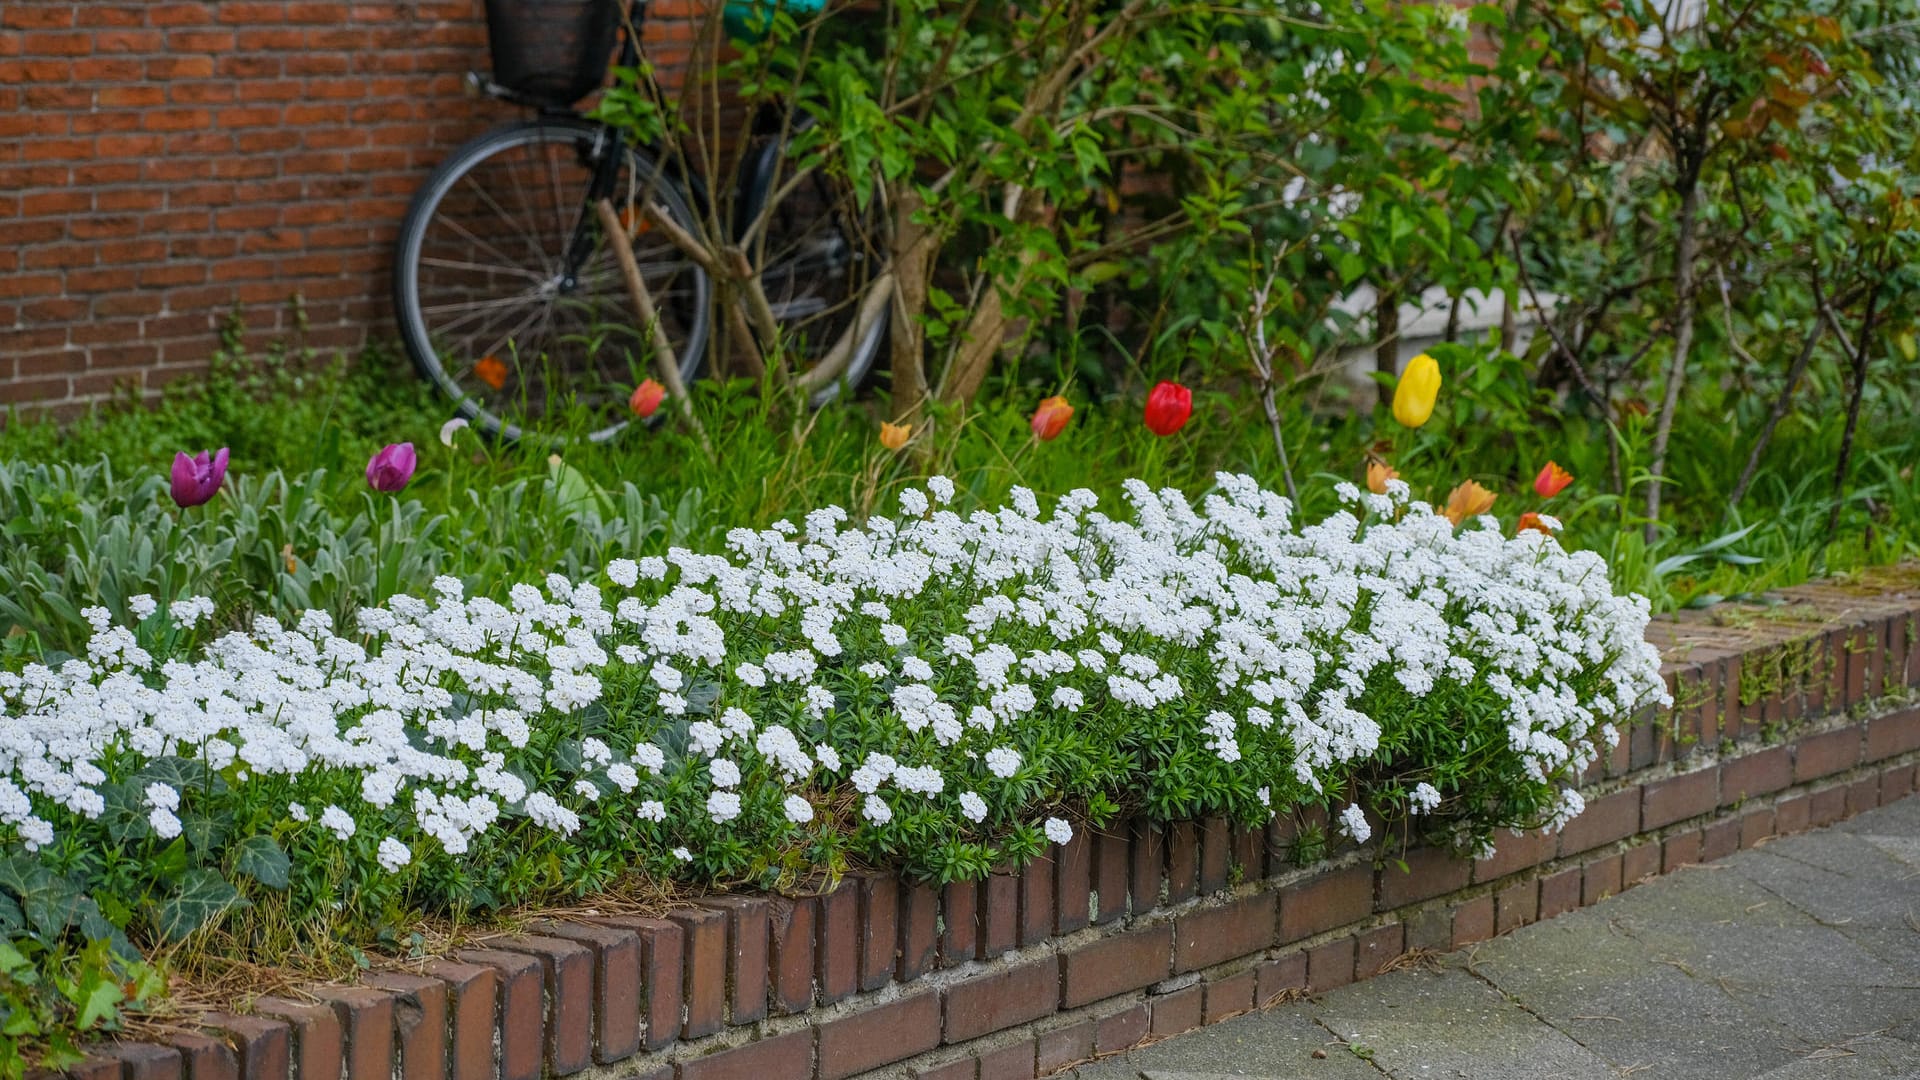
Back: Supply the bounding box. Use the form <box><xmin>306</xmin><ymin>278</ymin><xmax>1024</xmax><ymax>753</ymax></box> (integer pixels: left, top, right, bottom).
<box><xmin>169</xmin><ymin>448</ymin><xmax>229</xmax><ymax>508</ymax></box>
<box><xmin>366</xmin><ymin>443</ymin><xmax>417</xmax><ymax>493</ymax></box>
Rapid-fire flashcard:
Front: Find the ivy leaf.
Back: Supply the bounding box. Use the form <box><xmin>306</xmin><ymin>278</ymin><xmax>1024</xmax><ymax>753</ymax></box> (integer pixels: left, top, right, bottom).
<box><xmin>684</xmin><ymin>680</ymin><xmax>722</xmax><ymax>715</ymax></box>
<box><xmin>154</xmin><ymin>870</ymin><xmax>245</xmax><ymax>942</ymax></box>
<box><xmin>181</xmin><ymin>812</ymin><xmax>230</xmax><ymax>855</ymax></box>
<box><xmin>232</xmin><ymin>835</ymin><xmax>291</xmax><ymax>890</ymax></box>
<box><xmin>73</xmin><ymin>972</ymin><xmax>124</xmax><ymax>1031</ymax></box>
<box><xmin>136</xmin><ymin>756</ymin><xmax>226</xmax><ymax>799</ymax></box>
<box><xmin>0</xmin><ymin>860</ymin><xmax>89</xmax><ymax>943</ymax></box>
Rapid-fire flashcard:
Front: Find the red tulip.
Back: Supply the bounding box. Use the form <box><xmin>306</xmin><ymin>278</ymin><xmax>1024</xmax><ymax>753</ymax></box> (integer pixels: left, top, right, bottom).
<box><xmin>1533</xmin><ymin>461</ymin><xmax>1574</xmax><ymax>499</ymax></box>
<box><xmin>629</xmin><ymin>379</ymin><xmax>666</xmax><ymax>419</ymax></box>
<box><xmin>1143</xmin><ymin>380</ymin><xmax>1193</xmax><ymax>436</ymax></box>
<box><xmin>1517</xmin><ymin>512</ymin><xmax>1550</xmax><ymax>535</ymax></box>
<box><xmin>1030</xmin><ymin>396</ymin><xmax>1074</xmax><ymax>441</ymax></box>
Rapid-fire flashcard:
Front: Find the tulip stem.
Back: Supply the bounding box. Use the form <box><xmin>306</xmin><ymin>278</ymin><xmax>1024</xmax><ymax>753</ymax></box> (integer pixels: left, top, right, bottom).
<box><xmin>595</xmin><ymin>198</ymin><xmax>712</xmax><ymax>457</ymax></box>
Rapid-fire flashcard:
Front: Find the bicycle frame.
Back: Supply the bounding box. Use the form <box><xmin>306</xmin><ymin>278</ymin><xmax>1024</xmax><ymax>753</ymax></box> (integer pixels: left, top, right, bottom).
<box><xmin>520</xmin><ymin>3</ymin><xmax>825</xmax><ymax>300</ymax></box>
<box><xmin>545</xmin><ymin>1</ymin><xmax>651</xmax><ymax>295</ymax></box>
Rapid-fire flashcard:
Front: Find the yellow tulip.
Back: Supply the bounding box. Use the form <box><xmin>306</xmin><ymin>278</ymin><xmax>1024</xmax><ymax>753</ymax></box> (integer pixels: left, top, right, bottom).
<box><xmin>1443</xmin><ymin>479</ymin><xmax>1497</xmax><ymax>526</ymax></box>
<box><xmin>1391</xmin><ymin>353</ymin><xmax>1442</xmax><ymax>428</ymax></box>
<box><xmin>879</xmin><ymin>421</ymin><xmax>912</xmax><ymax>451</ymax></box>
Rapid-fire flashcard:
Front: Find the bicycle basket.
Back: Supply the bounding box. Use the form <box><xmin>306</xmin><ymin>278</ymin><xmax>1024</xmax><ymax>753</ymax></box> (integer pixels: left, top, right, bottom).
<box><xmin>484</xmin><ymin>0</ymin><xmax>621</xmax><ymax>107</ymax></box>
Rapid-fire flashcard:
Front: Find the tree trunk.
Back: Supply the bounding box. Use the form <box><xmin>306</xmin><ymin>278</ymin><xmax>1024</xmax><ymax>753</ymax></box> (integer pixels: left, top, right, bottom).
<box><xmin>888</xmin><ymin>190</ymin><xmax>935</xmax><ymax>421</ymax></box>
<box><xmin>937</xmin><ymin>186</ymin><xmax>1051</xmax><ymax>408</ymax></box>
<box><xmin>1825</xmin><ymin>288</ymin><xmax>1879</xmax><ymax>545</ymax></box>
<box><xmin>1644</xmin><ymin>181</ymin><xmax>1701</xmax><ymax>542</ymax></box>
<box><xmin>1729</xmin><ymin>321</ymin><xmax>1825</xmax><ymax>508</ymax></box>
<box><xmin>1374</xmin><ymin>287</ymin><xmax>1400</xmax><ymax>410</ymax></box>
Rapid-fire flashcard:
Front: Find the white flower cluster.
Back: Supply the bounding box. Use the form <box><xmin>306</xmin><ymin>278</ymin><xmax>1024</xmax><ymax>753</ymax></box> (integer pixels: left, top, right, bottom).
<box><xmin>0</xmin><ymin>476</ymin><xmax>1666</xmax><ymax>898</ymax></box>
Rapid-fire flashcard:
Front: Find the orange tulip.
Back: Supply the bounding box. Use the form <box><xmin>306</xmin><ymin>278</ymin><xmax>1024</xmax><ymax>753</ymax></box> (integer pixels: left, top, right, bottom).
<box><xmin>474</xmin><ymin>355</ymin><xmax>508</xmax><ymax>391</ymax></box>
<box><xmin>1443</xmin><ymin>480</ymin><xmax>1497</xmax><ymax>526</ymax></box>
<box><xmin>1030</xmin><ymin>395</ymin><xmax>1074</xmax><ymax>441</ymax></box>
<box><xmin>618</xmin><ymin>204</ymin><xmax>653</xmax><ymax>235</ymax></box>
<box><xmin>629</xmin><ymin>378</ymin><xmax>666</xmax><ymax>418</ymax></box>
<box><xmin>1533</xmin><ymin>461</ymin><xmax>1574</xmax><ymax>499</ymax></box>
<box><xmin>1366</xmin><ymin>460</ymin><xmax>1398</xmax><ymax>495</ymax></box>
<box><xmin>1517</xmin><ymin>512</ymin><xmax>1550</xmax><ymax>535</ymax></box>
<box><xmin>879</xmin><ymin>421</ymin><xmax>912</xmax><ymax>450</ymax></box>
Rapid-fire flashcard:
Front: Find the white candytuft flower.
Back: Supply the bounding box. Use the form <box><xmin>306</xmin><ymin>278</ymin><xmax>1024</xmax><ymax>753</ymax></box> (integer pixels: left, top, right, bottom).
<box><xmin>377</xmin><ymin>837</ymin><xmax>413</xmax><ymax>872</ymax></box>
<box><xmin>706</xmin><ymin>791</ymin><xmax>742</xmax><ymax>823</ymax></box>
<box><xmin>0</xmin><ymin>474</ymin><xmax>1665</xmax><ymax>922</ymax></box>
<box><xmin>320</xmin><ymin>805</ymin><xmax>357</xmax><ymax>841</ymax></box>
<box><xmin>148</xmin><ymin>807</ymin><xmax>182</xmax><ymax>839</ymax></box>
<box><xmin>1337</xmin><ymin>803</ymin><xmax>1372</xmax><ymax>844</ymax></box>
<box><xmin>1409</xmin><ymin>783</ymin><xmax>1442</xmax><ymax>814</ymax></box>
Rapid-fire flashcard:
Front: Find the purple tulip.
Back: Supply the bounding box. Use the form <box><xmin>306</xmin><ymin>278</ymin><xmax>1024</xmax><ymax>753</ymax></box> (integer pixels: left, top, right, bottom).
<box><xmin>169</xmin><ymin>448</ymin><xmax>229</xmax><ymax>508</ymax></box>
<box><xmin>365</xmin><ymin>442</ymin><xmax>417</xmax><ymax>493</ymax></box>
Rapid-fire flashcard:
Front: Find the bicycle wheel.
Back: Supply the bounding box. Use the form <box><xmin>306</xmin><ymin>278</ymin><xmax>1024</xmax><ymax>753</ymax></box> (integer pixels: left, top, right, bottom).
<box><xmin>394</xmin><ymin>118</ymin><xmax>710</xmax><ymax>442</ymax></box>
<box><xmin>737</xmin><ymin>115</ymin><xmax>889</xmax><ymax>406</ymax></box>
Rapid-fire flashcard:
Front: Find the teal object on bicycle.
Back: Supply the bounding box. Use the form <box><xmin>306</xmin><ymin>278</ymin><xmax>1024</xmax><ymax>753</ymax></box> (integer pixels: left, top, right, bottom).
<box><xmin>722</xmin><ymin>0</ymin><xmax>826</xmax><ymax>42</ymax></box>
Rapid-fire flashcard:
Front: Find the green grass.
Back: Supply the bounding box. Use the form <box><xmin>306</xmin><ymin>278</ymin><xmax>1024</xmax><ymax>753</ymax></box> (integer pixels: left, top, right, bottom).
<box><xmin>1</xmin><ymin>331</ymin><xmax>1914</xmax><ymax>653</ymax></box>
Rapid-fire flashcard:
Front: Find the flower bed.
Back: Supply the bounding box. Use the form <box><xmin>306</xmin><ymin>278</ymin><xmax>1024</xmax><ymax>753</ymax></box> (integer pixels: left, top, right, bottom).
<box><xmin>1</xmin><ymin>476</ymin><xmax>1666</xmax><ymax>962</ymax></box>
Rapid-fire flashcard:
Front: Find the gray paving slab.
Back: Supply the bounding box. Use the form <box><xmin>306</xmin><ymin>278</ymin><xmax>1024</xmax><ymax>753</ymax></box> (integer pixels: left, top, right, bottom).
<box><xmin>1311</xmin><ymin>966</ymin><xmax>1617</xmax><ymax>1079</ymax></box>
<box><xmin>1856</xmin><ymin>833</ymin><xmax>1920</xmax><ymax>872</ymax></box>
<box><xmin>1726</xmin><ymin>828</ymin><xmax>1920</xmax><ymax>974</ymax></box>
<box><xmin>1746</xmin><ymin>1031</ymin><xmax>1920</xmax><ymax>1079</ymax></box>
<box><xmin>1065</xmin><ymin>1006</ymin><xmax>1376</xmax><ymax>1079</ymax></box>
<box><xmin>1591</xmin><ymin>864</ymin><xmax>1920</xmax><ymax>1047</ymax></box>
<box><xmin>1076</xmin><ymin>797</ymin><xmax>1920</xmax><ymax>1080</ymax></box>
<box><xmin>1463</xmin><ymin>903</ymin><xmax>1804</xmax><ymax>1079</ymax></box>
<box><xmin>1840</xmin><ymin>795</ymin><xmax>1920</xmax><ymax>836</ymax></box>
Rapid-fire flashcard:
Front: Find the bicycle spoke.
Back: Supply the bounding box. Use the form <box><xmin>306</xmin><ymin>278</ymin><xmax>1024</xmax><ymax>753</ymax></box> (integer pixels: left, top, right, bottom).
<box><xmin>465</xmin><ymin>170</ymin><xmax>552</xmax><ymax>271</ymax></box>
<box><xmin>401</xmin><ymin>120</ymin><xmax>712</xmax><ymax>441</ymax></box>
<box><xmin>542</xmin><ymin>134</ymin><xmax>575</xmax><ymax>256</ymax></box>
<box><xmin>472</xmin><ymin>304</ymin><xmax>550</xmax><ymax>378</ymax></box>
<box><xmin>430</xmin><ymin>294</ymin><xmax>531</xmax><ymax>347</ymax></box>
<box><xmin>419</xmin><ymin>289</ymin><xmax>544</xmax><ymax>317</ymax></box>
<box><xmin>431</xmin><ymin>213</ymin><xmax>538</xmax><ymax>281</ymax></box>
<box><xmin>419</xmin><ymin>255</ymin><xmax>546</xmax><ymax>281</ymax></box>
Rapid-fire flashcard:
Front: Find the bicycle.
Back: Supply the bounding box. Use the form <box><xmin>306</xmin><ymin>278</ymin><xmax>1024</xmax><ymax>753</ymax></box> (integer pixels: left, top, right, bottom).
<box><xmin>392</xmin><ymin>0</ymin><xmax>888</xmax><ymax>442</ymax></box>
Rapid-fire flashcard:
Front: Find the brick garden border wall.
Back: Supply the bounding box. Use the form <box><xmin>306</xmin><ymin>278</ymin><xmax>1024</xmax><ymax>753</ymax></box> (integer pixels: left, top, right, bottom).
<box><xmin>1</xmin><ymin>1</ymin><xmax>708</xmax><ymax>414</ymax></box>
<box><xmin>46</xmin><ymin>571</ymin><xmax>1920</xmax><ymax>1080</ymax></box>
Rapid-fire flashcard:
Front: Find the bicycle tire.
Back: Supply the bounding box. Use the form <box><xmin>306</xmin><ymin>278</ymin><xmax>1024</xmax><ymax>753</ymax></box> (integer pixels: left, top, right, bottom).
<box><xmin>737</xmin><ymin>115</ymin><xmax>889</xmax><ymax>407</ymax></box>
<box><xmin>393</xmin><ymin>117</ymin><xmax>711</xmax><ymax>442</ymax></box>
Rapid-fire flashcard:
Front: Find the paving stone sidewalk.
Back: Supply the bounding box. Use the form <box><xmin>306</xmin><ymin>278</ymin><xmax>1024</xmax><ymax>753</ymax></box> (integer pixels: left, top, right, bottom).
<box><xmin>1067</xmin><ymin>796</ymin><xmax>1920</xmax><ymax>1080</ymax></box>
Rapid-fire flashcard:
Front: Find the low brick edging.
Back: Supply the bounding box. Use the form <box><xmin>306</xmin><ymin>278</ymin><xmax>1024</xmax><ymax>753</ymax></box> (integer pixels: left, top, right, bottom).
<box><xmin>51</xmin><ymin>573</ymin><xmax>1920</xmax><ymax>1080</ymax></box>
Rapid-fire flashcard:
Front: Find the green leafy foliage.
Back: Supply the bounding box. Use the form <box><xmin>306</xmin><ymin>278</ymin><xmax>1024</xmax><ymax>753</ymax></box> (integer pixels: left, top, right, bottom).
<box><xmin>0</xmin><ymin>0</ymin><xmax>1915</xmax><ymax>1064</ymax></box>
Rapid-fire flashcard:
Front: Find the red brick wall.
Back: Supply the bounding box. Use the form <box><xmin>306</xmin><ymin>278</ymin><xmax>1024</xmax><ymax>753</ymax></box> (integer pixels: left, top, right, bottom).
<box><xmin>1</xmin><ymin>1</ymin><xmax>706</xmax><ymax>413</ymax></box>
